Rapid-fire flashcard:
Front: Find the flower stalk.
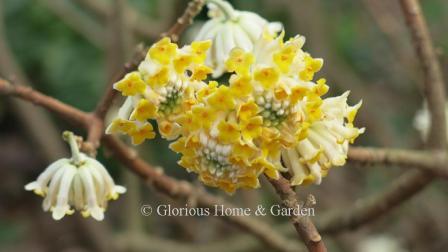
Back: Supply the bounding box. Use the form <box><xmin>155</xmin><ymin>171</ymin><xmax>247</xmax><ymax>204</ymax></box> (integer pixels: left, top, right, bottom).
<box><xmin>206</xmin><ymin>0</ymin><xmax>237</xmax><ymax>21</ymax></box>
<box><xmin>63</xmin><ymin>131</ymin><xmax>83</xmax><ymax>166</ymax></box>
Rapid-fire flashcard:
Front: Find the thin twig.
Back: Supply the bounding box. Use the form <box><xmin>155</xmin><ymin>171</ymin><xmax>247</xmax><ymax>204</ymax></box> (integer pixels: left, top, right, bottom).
<box><xmin>0</xmin><ymin>80</ymin><xmax>91</xmax><ymax>127</ymax></box>
<box><xmin>267</xmin><ymin>175</ymin><xmax>327</xmax><ymax>252</ymax></box>
<box><xmin>94</xmin><ymin>47</ymin><xmax>146</xmax><ymax>120</ymax></box>
<box><xmin>317</xmin><ymin>169</ymin><xmax>432</xmax><ymax>234</ymax></box>
<box><xmin>162</xmin><ymin>0</ymin><xmax>206</xmax><ymax>42</ymax></box>
<box><xmin>348</xmin><ymin>147</ymin><xmax>448</xmax><ymax>178</ymax></box>
<box><xmin>400</xmin><ymin>0</ymin><xmax>447</xmax><ymax>148</ymax></box>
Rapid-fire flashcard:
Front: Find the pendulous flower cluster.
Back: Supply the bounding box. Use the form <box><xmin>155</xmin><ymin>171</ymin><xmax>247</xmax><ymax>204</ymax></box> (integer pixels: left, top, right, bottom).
<box><xmin>25</xmin><ymin>132</ymin><xmax>126</xmax><ymax>221</ymax></box>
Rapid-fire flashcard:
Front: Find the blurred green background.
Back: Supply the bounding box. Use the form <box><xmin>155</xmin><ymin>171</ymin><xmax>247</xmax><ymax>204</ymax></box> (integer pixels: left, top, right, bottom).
<box><xmin>0</xmin><ymin>0</ymin><xmax>447</xmax><ymax>251</ymax></box>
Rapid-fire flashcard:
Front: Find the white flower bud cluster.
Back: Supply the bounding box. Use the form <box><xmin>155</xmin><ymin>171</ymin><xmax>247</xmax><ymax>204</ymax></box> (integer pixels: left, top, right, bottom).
<box><xmin>256</xmin><ymin>92</ymin><xmax>291</xmax><ymax>127</ymax></box>
<box><xmin>195</xmin><ymin>0</ymin><xmax>282</xmax><ymax>77</ymax></box>
<box><xmin>25</xmin><ymin>132</ymin><xmax>126</xmax><ymax>221</ymax></box>
<box><xmin>199</xmin><ymin>132</ymin><xmax>237</xmax><ymax>179</ymax></box>
<box><xmin>157</xmin><ymin>79</ymin><xmax>186</xmax><ymax>115</ymax></box>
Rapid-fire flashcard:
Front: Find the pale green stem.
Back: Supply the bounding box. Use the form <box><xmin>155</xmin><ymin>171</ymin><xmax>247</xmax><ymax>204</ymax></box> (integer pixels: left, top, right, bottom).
<box><xmin>206</xmin><ymin>0</ymin><xmax>237</xmax><ymax>21</ymax></box>
<box><xmin>63</xmin><ymin>131</ymin><xmax>83</xmax><ymax>165</ymax></box>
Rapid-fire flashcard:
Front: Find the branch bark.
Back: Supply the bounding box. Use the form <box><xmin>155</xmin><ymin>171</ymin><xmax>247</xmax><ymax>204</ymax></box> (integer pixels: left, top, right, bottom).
<box><xmin>400</xmin><ymin>0</ymin><xmax>447</xmax><ymax>148</ymax></box>
<box><xmin>162</xmin><ymin>0</ymin><xmax>206</xmax><ymax>42</ymax></box>
<box><xmin>267</xmin><ymin>175</ymin><xmax>327</xmax><ymax>252</ymax></box>
<box><xmin>348</xmin><ymin>147</ymin><xmax>448</xmax><ymax>178</ymax></box>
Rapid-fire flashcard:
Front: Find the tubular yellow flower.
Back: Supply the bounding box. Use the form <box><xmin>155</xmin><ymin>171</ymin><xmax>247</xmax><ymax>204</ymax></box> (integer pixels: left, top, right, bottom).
<box><xmin>190</xmin><ymin>64</ymin><xmax>213</xmax><ymax>81</ymax></box>
<box><xmin>191</xmin><ymin>40</ymin><xmax>212</xmax><ymax>63</ymax></box>
<box><xmin>299</xmin><ymin>54</ymin><xmax>324</xmax><ymax>82</ymax></box>
<box><xmin>217</xmin><ymin>120</ymin><xmax>240</xmax><ymax>144</ymax></box>
<box><xmin>254</xmin><ymin>67</ymin><xmax>280</xmax><ymax>89</ymax></box>
<box><xmin>225</xmin><ymin>47</ymin><xmax>254</xmax><ymax>75</ymax></box>
<box><xmin>240</xmin><ymin>116</ymin><xmax>263</xmax><ymax>143</ymax></box>
<box><xmin>129</xmin><ymin>123</ymin><xmax>156</xmax><ymax>145</ymax></box>
<box><xmin>207</xmin><ymin>85</ymin><xmax>235</xmax><ymax>110</ymax></box>
<box><xmin>229</xmin><ymin>74</ymin><xmax>253</xmax><ymax>98</ymax></box>
<box><xmin>237</xmin><ymin>100</ymin><xmax>259</xmax><ymax>121</ymax></box>
<box><xmin>114</xmin><ymin>72</ymin><xmax>146</xmax><ymax>96</ymax></box>
<box><xmin>148</xmin><ymin>37</ymin><xmax>178</xmax><ymax>64</ymax></box>
<box><xmin>130</xmin><ymin>99</ymin><xmax>158</xmax><ymax>122</ymax></box>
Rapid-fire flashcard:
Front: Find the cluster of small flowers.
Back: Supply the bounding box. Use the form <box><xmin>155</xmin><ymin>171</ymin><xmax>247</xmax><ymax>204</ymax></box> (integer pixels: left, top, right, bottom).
<box><xmin>25</xmin><ymin>132</ymin><xmax>126</xmax><ymax>220</ymax></box>
<box><xmin>106</xmin><ymin>37</ymin><xmax>213</xmax><ymax>143</ymax></box>
<box><xmin>107</xmin><ymin>29</ymin><xmax>364</xmax><ymax>193</ymax></box>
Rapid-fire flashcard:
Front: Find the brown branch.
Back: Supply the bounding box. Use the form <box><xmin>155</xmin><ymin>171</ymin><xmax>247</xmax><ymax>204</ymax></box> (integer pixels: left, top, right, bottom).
<box><xmin>93</xmin><ymin>47</ymin><xmax>146</xmax><ymax>120</ymax></box>
<box><xmin>0</xmin><ymin>80</ymin><xmax>90</xmax><ymax>128</ymax></box>
<box><xmin>400</xmin><ymin>0</ymin><xmax>447</xmax><ymax>149</ymax></box>
<box><xmin>348</xmin><ymin>147</ymin><xmax>448</xmax><ymax>178</ymax></box>
<box><xmin>267</xmin><ymin>175</ymin><xmax>327</xmax><ymax>252</ymax></box>
<box><xmin>317</xmin><ymin>169</ymin><xmax>432</xmax><ymax>234</ymax></box>
<box><xmin>0</xmin><ymin>78</ymin><xmax>299</xmax><ymax>252</ymax></box>
<box><xmin>162</xmin><ymin>0</ymin><xmax>206</xmax><ymax>42</ymax></box>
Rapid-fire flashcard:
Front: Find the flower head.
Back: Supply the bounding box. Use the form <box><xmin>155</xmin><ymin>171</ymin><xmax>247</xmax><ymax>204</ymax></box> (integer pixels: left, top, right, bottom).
<box><xmin>168</xmin><ymin>32</ymin><xmax>327</xmax><ymax>192</ymax></box>
<box><xmin>106</xmin><ymin>37</ymin><xmax>212</xmax><ymax>141</ymax></box>
<box><xmin>25</xmin><ymin>131</ymin><xmax>125</xmax><ymax>221</ymax></box>
<box><xmin>169</xmin><ymin>82</ymin><xmax>277</xmax><ymax>193</ymax></box>
<box><xmin>194</xmin><ymin>0</ymin><xmax>282</xmax><ymax>77</ymax></box>
<box><xmin>106</xmin><ymin>20</ymin><xmax>364</xmax><ymax>193</ymax></box>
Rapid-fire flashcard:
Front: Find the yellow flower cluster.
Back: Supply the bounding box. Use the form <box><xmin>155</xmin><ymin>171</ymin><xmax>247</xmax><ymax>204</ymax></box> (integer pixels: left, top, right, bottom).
<box><xmin>107</xmin><ymin>31</ymin><xmax>364</xmax><ymax>193</ymax></box>
<box><xmin>170</xmin><ymin>81</ymin><xmax>281</xmax><ymax>193</ymax></box>
<box><xmin>106</xmin><ymin>38</ymin><xmax>212</xmax><ymax>143</ymax></box>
